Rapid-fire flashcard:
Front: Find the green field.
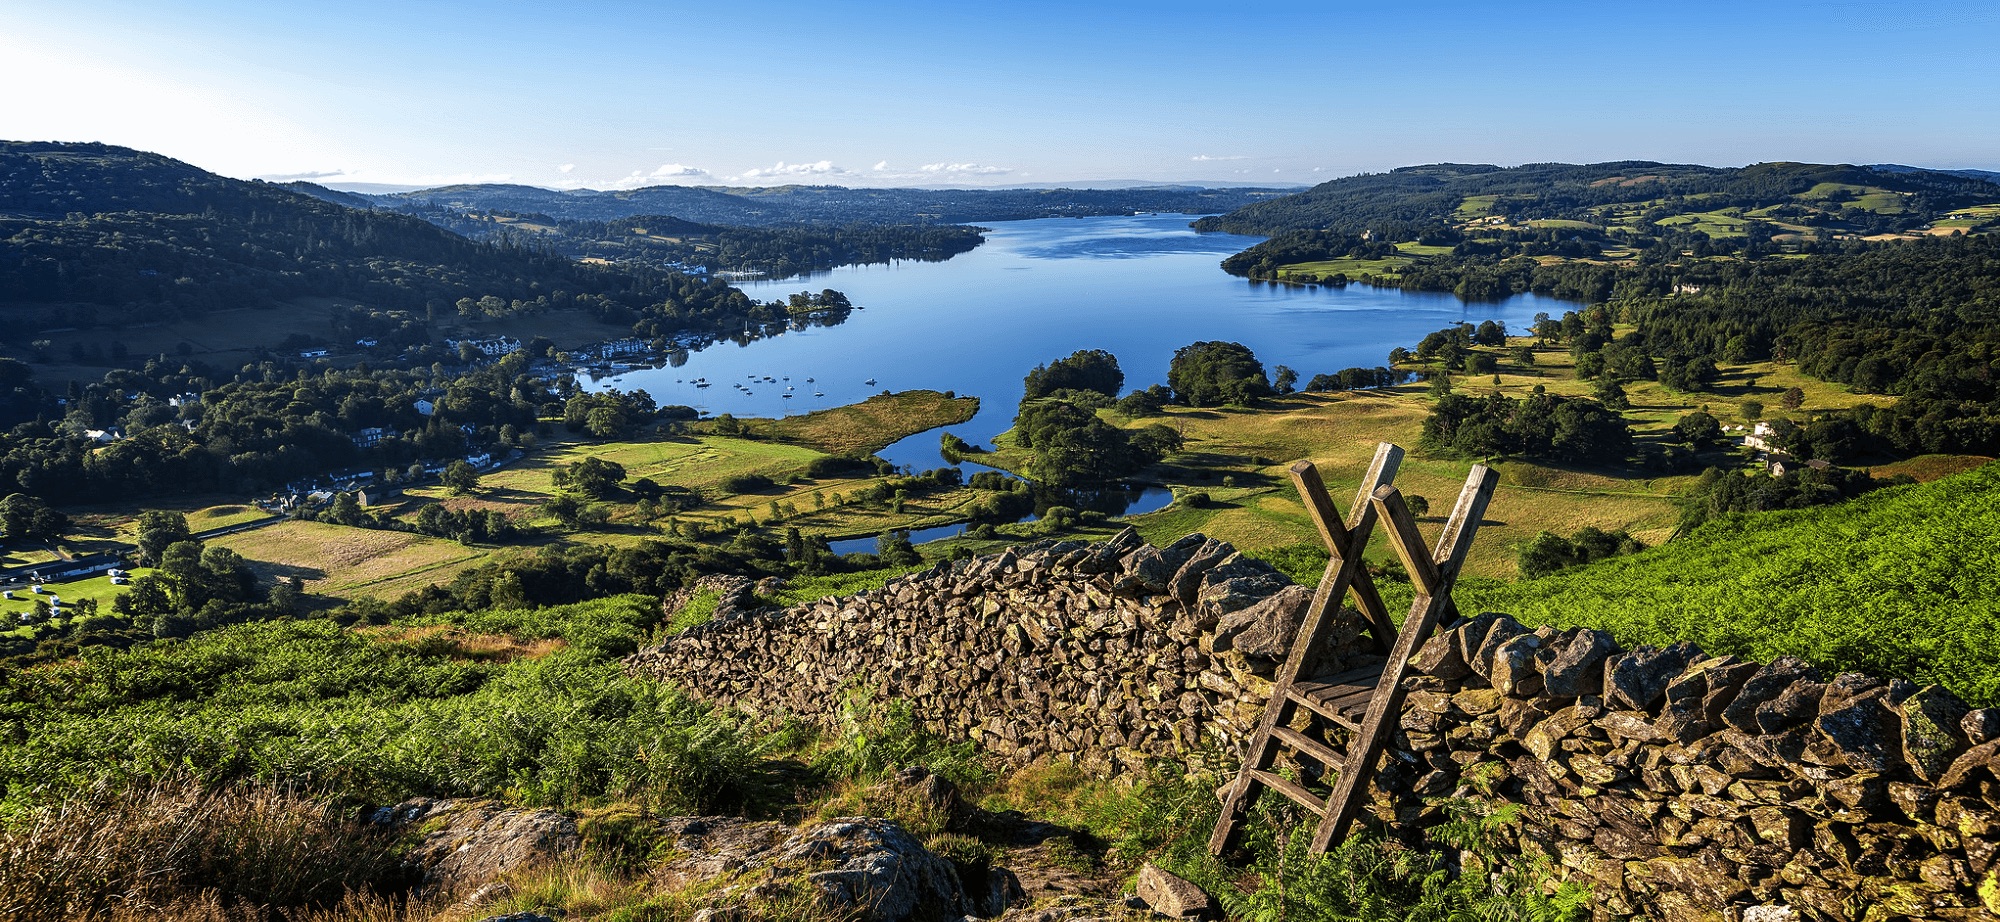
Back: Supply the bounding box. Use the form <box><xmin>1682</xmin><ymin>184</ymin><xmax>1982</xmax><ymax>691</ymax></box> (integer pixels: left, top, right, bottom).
<box><xmin>1464</xmin><ymin>461</ymin><xmax>2000</xmax><ymax>706</ymax></box>
<box><xmin>976</xmin><ymin>334</ymin><xmax>1970</xmax><ymax>580</ymax></box>
<box><xmin>1275</xmin><ymin>255</ymin><xmax>1412</xmax><ymax>280</ymax></box>
<box><xmin>210</xmin><ymin>521</ymin><xmax>495</xmax><ymax>601</ymax></box>
<box><xmin>715</xmin><ymin>389</ymin><xmax>980</xmax><ymax>456</ymax></box>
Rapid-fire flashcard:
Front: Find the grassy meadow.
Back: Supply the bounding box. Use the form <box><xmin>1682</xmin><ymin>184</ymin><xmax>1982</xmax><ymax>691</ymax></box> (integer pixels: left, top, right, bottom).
<box><xmin>981</xmin><ymin>333</ymin><xmax>1977</xmax><ymax>580</ymax></box>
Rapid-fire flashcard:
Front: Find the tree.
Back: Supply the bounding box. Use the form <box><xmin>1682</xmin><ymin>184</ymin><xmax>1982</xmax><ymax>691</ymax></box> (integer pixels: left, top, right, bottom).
<box><xmin>877</xmin><ymin>529</ymin><xmax>922</xmax><ymax>567</ymax></box>
<box><xmin>1168</xmin><ymin>341</ymin><xmax>1271</xmax><ymax>408</ymax></box>
<box><xmin>585</xmin><ymin>404</ymin><xmax>628</xmax><ymax>439</ymax></box>
<box><xmin>1</xmin><ymin>494</ymin><xmax>66</xmax><ymax>545</ymax></box>
<box><xmin>1592</xmin><ymin>377</ymin><xmax>1630</xmax><ymax>410</ymax></box>
<box><xmin>555</xmin><ymin>456</ymin><xmax>627</xmax><ymax>499</ymax></box>
<box><xmin>1741</xmin><ymin>400</ymin><xmax>1764</xmax><ymax>422</ymax></box>
<box><xmin>1780</xmin><ymin>387</ymin><xmax>1806</xmax><ymax>410</ymax></box>
<box><xmin>135</xmin><ymin>510</ymin><xmax>191</xmax><ymax>565</ymax></box>
<box><xmin>1406</xmin><ymin>494</ymin><xmax>1431</xmax><ymax>518</ymax></box>
<box><xmin>1673</xmin><ymin>410</ymin><xmax>1724</xmax><ymax>448</ymax></box>
<box><xmin>442</xmin><ymin>460</ymin><xmax>481</xmax><ymax>494</ymax></box>
<box><xmin>1272</xmin><ymin>365</ymin><xmax>1298</xmax><ymax>395</ymax></box>
<box><xmin>1022</xmin><ymin>349</ymin><xmax>1124</xmax><ymax>400</ymax></box>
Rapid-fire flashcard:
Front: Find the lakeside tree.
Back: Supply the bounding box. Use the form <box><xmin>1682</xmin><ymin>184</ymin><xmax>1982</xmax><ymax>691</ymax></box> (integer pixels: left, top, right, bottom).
<box><xmin>1022</xmin><ymin>349</ymin><xmax>1124</xmax><ymax>400</ymax></box>
<box><xmin>1167</xmin><ymin>341</ymin><xmax>1272</xmax><ymax>408</ymax></box>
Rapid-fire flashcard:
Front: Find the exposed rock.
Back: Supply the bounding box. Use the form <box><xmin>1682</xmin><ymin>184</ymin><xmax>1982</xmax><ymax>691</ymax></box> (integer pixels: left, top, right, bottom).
<box><xmin>370</xmin><ymin>798</ymin><xmax>579</xmax><ymax>896</ymax></box>
<box><xmin>659</xmin><ymin>816</ymin><xmax>974</xmax><ymax>922</ymax></box>
<box><xmin>1134</xmin><ymin>863</ymin><xmax>1215</xmax><ymax>919</ymax></box>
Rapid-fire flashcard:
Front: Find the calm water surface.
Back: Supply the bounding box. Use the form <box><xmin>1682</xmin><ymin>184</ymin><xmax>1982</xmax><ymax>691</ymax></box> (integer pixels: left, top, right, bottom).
<box><xmin>598</xmin><ymin>213</ymin><xmax>1566</xmax><ymax>474</ymax></box>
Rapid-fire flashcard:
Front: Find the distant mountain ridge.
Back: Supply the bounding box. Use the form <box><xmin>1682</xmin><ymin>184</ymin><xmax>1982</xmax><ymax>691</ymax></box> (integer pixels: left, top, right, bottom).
<box><xmin>0</xmin><ymin>140</ymin><xmax>747</xmax><ymax>333</ymax></box>
<box><xmin>1195</xmin><ymin>160</ymin><xmax>2000</xmax><ymax>237</ymax></box>
<box><xmin>292</xmin><ymin>180</ymin><xmax>1293</xmax><ymax>227</ymax></box>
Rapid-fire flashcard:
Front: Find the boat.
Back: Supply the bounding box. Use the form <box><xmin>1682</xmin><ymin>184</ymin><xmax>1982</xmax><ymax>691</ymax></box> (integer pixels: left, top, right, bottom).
<box><xmin>696</xmin><ymin>382</ymin><xmax>710</xmax><ymax>388</ymax></box>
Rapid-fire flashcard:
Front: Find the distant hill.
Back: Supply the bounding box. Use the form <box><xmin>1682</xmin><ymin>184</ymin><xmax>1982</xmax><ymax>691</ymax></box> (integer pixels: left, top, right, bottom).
<box><xmin>1464</xmin><ymin>461</ymin><xmax>2000</xmax><ymax>706</ymax></box>
<box><xmin>355</xmin><ymin>182</ymin><xmax>1290</xmax><ymax>227</ymax></box>
<box><xmin>0</xmin><ymin>141</ymin><xmax>750</xmax><ymax>337</ymax></box>
<box><xmin>1195</xmin><ymin>160</ymin><xmax>2000</xmax><ymax>238</ymax></box>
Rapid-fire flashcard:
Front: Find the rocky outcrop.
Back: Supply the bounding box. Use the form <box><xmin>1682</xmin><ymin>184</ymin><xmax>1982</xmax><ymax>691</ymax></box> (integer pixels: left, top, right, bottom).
<box><xmin>655</xmin><ymin>815</ymin><xmax>989</xmax><ymax>922</ymax></box>
<box><xmin>628</xmin><ymin>528</ymin><xmax>1367</xmax><ymax>774</ymax></box>
<box><xmin>369</xmin><ymin>798</ymin><xmax>579</xmax><ymax>896</ymax></box>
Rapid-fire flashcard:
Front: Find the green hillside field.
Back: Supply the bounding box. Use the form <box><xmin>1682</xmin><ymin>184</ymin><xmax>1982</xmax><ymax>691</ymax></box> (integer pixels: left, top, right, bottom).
<box><xmin>1462</xmin><ymin>460</ymin><xmax>2000</xmax><ymax>706</ymax></box>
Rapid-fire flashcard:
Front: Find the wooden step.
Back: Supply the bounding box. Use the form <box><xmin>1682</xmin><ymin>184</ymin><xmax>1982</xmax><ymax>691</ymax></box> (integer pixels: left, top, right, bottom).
<box><xmin>1289</xmin><ymin>665</ymin><xmax>1384</xmax><ymax>732</ymax></box>
<box><xmin>1247</xmin><ymin>769</ymin><xmax>1326</xmax><ymax>816</ymax></box>
<box><xmin>1270</xmin><ymin>725</ymin><xmax>1346</xmax><ymax>768</ymax></box>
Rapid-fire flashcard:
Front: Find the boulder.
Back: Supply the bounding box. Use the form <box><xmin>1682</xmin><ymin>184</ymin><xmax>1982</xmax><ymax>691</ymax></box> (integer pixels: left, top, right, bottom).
<box><xmin>1135</xmin><ymin>863</ymin><xmax>1215</xmax><ymax>920</ymax></box>
<box><xmin>1490</xmin><ymin>633</ymin><xmax>1545</xmax><ymax>697</ymax></box>
<box><xmin>1963</xmin><ymin>708</ymin><xmax>2000</xmax><ymax>745</ymax></box>
<box><xmin>370</xmin><ymin>798</ymin><xmax>579</xmax><ymax>896</ymax></box>
<box><xmin>659</xmin><ymin>816</ymin><xmax>977</xmax><ymax>922</ymax></box>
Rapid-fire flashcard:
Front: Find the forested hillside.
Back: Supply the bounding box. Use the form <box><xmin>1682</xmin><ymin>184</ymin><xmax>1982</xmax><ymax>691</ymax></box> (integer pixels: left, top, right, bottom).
<box><xmin>396</xmin><ymin>207</ymin><xmax>986</xmax><ymax>277</ymax></box>
<box><xmin>1197</xmin><ymin>160</ymin><xmax>2000</xmax><ymax>238</ymax></box>
<box><xmin>0</xmin><ymin>142</ymin><xmax>760</xmax><ymax>333</ymax></box>
<box><xmin>1465</xmin><ymin>461</ymin><xmax>2000</xmax><ymax>706</ymax></box>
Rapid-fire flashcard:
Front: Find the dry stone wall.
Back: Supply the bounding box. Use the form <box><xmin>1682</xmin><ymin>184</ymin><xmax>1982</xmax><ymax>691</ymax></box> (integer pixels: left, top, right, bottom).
<box><xmin>628</xmin><ymin>527</ymin><xmax>1372</xmax><ymax>774</ymax></box>
<box><xmin>1381</xmin><ymin>612</ymin><xmax>2000</xmax><ymax>920</ymax></box>
<box><xmin>628</xmin><ymin>534</ymin><xmax>2000</xmax><ymax>919</ymax></box>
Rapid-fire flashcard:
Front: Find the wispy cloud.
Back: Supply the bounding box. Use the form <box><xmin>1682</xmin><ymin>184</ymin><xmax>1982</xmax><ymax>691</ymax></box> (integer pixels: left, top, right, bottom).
<box><xmin>920</xmin><ymin>162</ymin><xmax>1011</xmax><ymax>175</ymax></box>
<box><xmin>257</xmin><ymin>169</ymin><xmax>347</xmax><ymax>181</ymax></box>
<box><xmin>737</xmin><ymin>160</ymin><xmax>852</xmax><ymax>182</ymax></box>
<box><xmin>1191</xmin><ymin>154</ymin><xmax>1248</xmax><ymax>162</ymax></box>
<box><xmin>605</xmin><ymin>162</ymin><xmax>712</xmax><ymax>188</ymax></box>
<box><xmin>557</xmin><ymin>163</ymin><xmax>575</xmax><ymax>173</ymax></box>
<box><xmin>864</xmin><ymin>159</ymin><xmax>1013</xmax><ymax>183</ymax></box>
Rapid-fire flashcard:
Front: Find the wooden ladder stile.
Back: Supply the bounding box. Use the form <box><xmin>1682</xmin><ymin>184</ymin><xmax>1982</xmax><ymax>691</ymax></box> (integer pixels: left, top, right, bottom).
<box><xmin>1208</xmin><ymin>442</ymin><xmax>1402</xmax><ymax>856</ymax></box>
<box><xmin>1209</xmin><ymin>451</ymin><xmax>1500</xmax><ymax>858</ymax></box>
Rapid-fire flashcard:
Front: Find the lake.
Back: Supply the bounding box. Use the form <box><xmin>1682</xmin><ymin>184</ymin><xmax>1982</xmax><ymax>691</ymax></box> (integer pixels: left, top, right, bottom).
<box><xmin>594</xmin><ymin>214</ymin><xmax>1567</xmax><ymax>544</ymax></box>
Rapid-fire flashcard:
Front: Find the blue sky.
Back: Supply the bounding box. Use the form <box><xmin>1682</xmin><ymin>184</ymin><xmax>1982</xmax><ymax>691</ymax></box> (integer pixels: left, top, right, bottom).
<box><xmin>3</xmin><ymin>0</ymin><xmax>1996</xmax><ymax>189</ymax></box>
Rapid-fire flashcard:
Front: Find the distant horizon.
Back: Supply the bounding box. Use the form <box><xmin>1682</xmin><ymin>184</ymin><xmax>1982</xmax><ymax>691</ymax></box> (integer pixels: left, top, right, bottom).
<box><xmin>5</xmin><ymin>1</ymin><xmax>1997</xmax><ymax>190</ymax></box>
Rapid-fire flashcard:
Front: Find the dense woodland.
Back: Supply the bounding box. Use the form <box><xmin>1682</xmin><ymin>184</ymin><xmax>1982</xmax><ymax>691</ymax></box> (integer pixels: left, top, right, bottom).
<box><xmin>402</xmin><ymin>207</ymin><xmax>986</xmax><ymax>277</ymax></box>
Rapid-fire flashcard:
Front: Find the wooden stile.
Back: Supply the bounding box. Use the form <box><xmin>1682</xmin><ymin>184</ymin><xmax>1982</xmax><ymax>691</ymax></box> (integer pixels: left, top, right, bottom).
<box><xmin>1209</xmin><ymin>446</ymin><xmax>1498</xmax><ymax>857</ymax></box>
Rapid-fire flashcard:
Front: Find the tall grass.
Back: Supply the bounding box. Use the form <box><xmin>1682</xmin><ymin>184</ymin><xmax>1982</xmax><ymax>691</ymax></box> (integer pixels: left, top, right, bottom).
<box><xmin>0</xmin><ymin>777</ymin><xmax>404</xmax><ymax>921</ymax></box>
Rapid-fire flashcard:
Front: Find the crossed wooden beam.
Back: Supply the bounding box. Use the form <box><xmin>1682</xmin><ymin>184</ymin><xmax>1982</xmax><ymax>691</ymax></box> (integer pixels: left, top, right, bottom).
<box><xmin>1210</xmin><ymin>442</ymin><xmax>1498</xmax><ymax>856</ymax></box>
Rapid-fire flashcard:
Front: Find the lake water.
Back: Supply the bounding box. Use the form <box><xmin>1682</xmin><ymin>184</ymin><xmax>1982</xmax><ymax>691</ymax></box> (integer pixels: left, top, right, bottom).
<box><xmin>595</xmin><ymin>213</ymin><xmax>1567</xmax><ymax>540</ymax></box>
